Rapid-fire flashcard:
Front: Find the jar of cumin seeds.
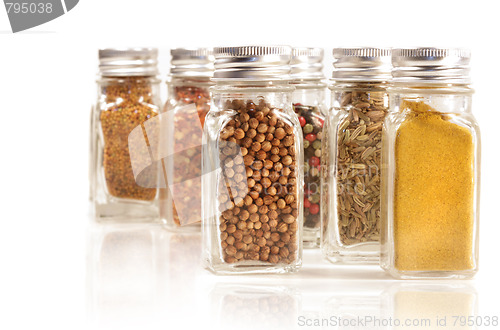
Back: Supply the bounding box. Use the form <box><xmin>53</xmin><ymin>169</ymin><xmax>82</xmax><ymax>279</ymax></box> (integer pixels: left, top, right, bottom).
<box><xmin>290</xmin><ymin>47</ymin><xmax>327</xmax><ymax>248</ymax></box>
<box><xmin>202</xmin><ymin>46</ymin><xmax>304</xmax><ymax>274</ymax></box>
<box><xmin>321</xmin><ymin>48</ymin><xmax>391</xmax><ymax>263</ymax></box>
<box><xmin>90</xmin><ymin>48</ymin><xmax>162</xmax><ymax>221</ymax></box>
<box><xmin>159</xmin><ymin>48</ymin><xmax>214</xmax><ymax>232</ymax></box>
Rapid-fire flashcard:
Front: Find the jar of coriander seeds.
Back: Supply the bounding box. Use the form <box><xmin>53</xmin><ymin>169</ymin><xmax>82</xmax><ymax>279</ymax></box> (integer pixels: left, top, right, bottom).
<box><xmin>90</xmin><ymin>48</ymin><xmax>161</xmax><ymax>221</ymax></box>
<box><xmin>321</xmin><ymin>48</ymin><xmax>391</xmax><ymax>263</ymax></box>
<box><xmin>290</xmin><ymin>47</ymin><xmax>327</xmax><ymax>248</ymax></box>
<box><xmin>202</xmin><ymin>46</ymin><xmax>304</xmax><ymax>274</ymax></box>
<box><xmin>159</xmin><ymin>48</ymin><xmax>214</xmax><ymax>232</ymax></box>
<box><xmin>381</xmin><ymin>48</ymin><xmax>480</xmax><ymax>279</ymax></box>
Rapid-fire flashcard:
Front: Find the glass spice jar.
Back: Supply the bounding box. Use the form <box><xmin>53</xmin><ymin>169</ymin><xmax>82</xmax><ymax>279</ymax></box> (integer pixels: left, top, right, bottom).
<box><xmin>90</xmin><ymin>48</ymin><xmax>161</xmax><ymax>220</ymax></box>
<box><xmin>321</xmin><ymin>48</ymin><xmax>391</xmax><ymax>263</ymax></box>
<box><xmin>290</xmin><ymin>47</ymin><xmax>327</xmax><ymax>248</ymax></box>
<box><xmin>381</xmin><ymin>48</ymin><xmax>480</xmax><ymax>279</ymax></box>
<box><xmin>159</xmin><ymin>48</ymin><xmax>214</xmax><ymax>232</ymax></box>
<box><xmin>202</xmin><ymin>46</ymin><xmax>304</xmax><ymax>274</ymax></box>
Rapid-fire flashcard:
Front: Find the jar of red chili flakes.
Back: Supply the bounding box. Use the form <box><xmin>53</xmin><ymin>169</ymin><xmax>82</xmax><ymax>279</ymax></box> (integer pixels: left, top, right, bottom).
<box><xmin>90</xmin><ymin>48</ymin><xmax>161</xmax><ymax>220</ymax></box>
<box><xmin>202</xmin><ymin>46</ymin><xmax>304</xmax><ymax>274</ymax></box>
<box><xmin>159</xmin><ymin>48</ymin><xmax>214</xmax><ymax>231</ymax></box>
<box><xmin>290</xmin><ymin>47</ymin><xmax>327</xmax><ymax>248</ymax></box>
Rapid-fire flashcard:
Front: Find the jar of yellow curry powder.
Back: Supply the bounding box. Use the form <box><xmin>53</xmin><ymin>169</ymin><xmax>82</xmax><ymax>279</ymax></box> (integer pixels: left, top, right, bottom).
<box><xmin>381</xmin><ymin>48</ymin><xmax>480</xmax><ymax>279</ymax></box>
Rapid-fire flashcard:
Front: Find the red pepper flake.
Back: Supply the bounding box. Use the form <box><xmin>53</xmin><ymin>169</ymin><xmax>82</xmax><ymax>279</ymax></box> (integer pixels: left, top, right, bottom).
<box><xmin>174</xmin><ymin>86</ymin><xmax>210</xmax><ymax>127</ymax></box>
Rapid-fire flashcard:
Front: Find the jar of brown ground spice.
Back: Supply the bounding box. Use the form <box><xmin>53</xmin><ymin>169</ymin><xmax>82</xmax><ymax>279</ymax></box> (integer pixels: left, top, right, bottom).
<box><xmin>202</xmin><ymin>46</ymin><xmax>304</xmax><ymax>274</ymax></box>
<box><xmin>159</xmin><ymin>48</ymin><xmax>214</xmax><ymax>231</ymax></box>
<box><xmin>90</xmin><ymin>48</ymin><xmax>162</xmax><ymax>220</ymax></box>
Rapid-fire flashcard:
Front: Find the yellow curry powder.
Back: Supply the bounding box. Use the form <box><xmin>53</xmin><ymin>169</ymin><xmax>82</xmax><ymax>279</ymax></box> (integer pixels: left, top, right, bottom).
<box><xmin>394</xmin><ymin>100</ymin><xmax>475</xmax><ymax>271</ymax></box>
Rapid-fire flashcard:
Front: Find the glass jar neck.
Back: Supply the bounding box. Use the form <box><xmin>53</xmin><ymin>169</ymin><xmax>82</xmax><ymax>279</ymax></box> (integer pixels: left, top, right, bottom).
<box><xmin>98</xmin><ymin>75</ymin><xmax>160</xmax><ymax>105</ymax></box>
<box><xmin>210</xmin><ymin>80</ymin><xmax>295</xmax><ymax>115</ymax></box>
<box><xmin>167</xmin><ymin>77</ymin><xmax>213</xmax><ymax>95</ymax></box>
<box><xmin>329</xmin><ymin>80</ymin><xmax>389</xmax><ymax>113</ymax></box>
<box><xmin>389</xmin><ymin>82</ymin><xmax>473</xmax><ymax>95</ymax></box>
<box><xmin>329</xmin><ymin>80</ymin><xmax>388</xmax><ymax>91</ymax></box>
<box><xmin>98</xmin><ymin>75</ymin><xmax>160</xmax><ymax>85</ymax></box>
<box><xmin>291</xmin><ymin>85</ymin><xmax>326</xmax><ymax>113</ymax></box>
<box><xmin>213</xmin><ymin>80</ymin><xmax>294</xmax><ymax>93</ymax></box>
<box><xmin>290</xmin><ymin>79</ymin><xmax>326</xmax><ymax>89</ymax></box>
<box><xmin>166</xmin><ymin>76</ymin><xmax>212</xmax><ymax>110</ymax></box>
<box><xmin>389</xmin><ymin>83</ymin><xmax>473</xmax><ymax>114</ymax></box>
<box><xmin>168</xmin><ymin>76</ymin><xmax>213</xmax><ymax>88</ymax></box>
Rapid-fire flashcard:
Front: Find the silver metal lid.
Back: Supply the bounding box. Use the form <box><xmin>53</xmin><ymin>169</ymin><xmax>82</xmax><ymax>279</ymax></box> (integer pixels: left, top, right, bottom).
<box><xmin>98</xmin><ymin>48</ymin><xmax>158</xmax><ymax>77</ymax></box>
<box><xmin>213</xmin><ymin>46</ymin><xmax>292</xmax><ymax>81</ymax></box>
<box><xmin>392</xmin><ymin>48</ymin><xmax>471</xmax><ymax>84</ymax></box>
<box><xmin>170</xmin><ymin>48</ymin><xmax>214</xmax><ymax>78</ymax></box>
<box><xmin>332</xmin><ymin>47</ymin><xmax>392</xmax><ymax>82</ymax></box>
<box><xmin>290</xmin><ymin>47</ymin><xmax>324</xmax><ymax>80</ymax></box>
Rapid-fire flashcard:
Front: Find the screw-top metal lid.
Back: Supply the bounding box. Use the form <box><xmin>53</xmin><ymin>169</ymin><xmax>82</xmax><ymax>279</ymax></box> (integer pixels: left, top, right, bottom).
<box><xmin>290</xmin><ymin>47</ymin><xmax>324</xmax><ymax>80</ymax></box>
<box><xmin>332</xmin><ymin>47</ymin><xmax>392</xmax><ymax>82</ymax></box>
<box><xmin>392</xmin><ymin>48</ymin><xmax>471</xmax><ymax>84</ymax></box>
<box><xmin>98</xmin><ymin>48</ymin><xmax>158</xmax><ymax>77</ymax></box>
<box><xmin>213</xmin><ymin>46</ymin><xmax>292</xmax><ymax>81</ymax></box>
<box><xmin>170</xmin><ymin>48</ymin><xmax>214</xmax><ymax>78</ymax></box>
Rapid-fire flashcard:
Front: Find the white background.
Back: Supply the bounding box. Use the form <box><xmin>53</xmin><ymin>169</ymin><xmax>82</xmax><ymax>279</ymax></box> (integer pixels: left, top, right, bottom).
<box><xmin>1</xmin><ymin>1</ymin><xmax>499</xmax><ymax>329</ymax></box>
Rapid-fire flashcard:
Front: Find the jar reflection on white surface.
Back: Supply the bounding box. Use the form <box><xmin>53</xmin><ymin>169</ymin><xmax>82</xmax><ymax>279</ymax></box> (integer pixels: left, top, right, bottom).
<box><xmin>203</xmin><ymin>46</ymin><xmax>304</xmax><ymax>274</ymax></box>
<box><xmin>210</xmin><ymin>284</ymin><xmax>299</xmax><ymax>330</ymax></box>
<box><xmin>321</xmin><ymin>281</ymin><xmax>390</xmax><ymax>327</ymax></box>
<box><xmin>162</xmin><ymin>232</ymin><xmax>203</xmax><ymax>322</ymax></box>
<box><xmin>86</xmin><ymin>223</ymin><xmax>165</xmax><ymax>328</ymax></box>
<box><xmin>384</xmin><ymin>283</ymin><xmax>478</xmax><ymax>330</ymax></box>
